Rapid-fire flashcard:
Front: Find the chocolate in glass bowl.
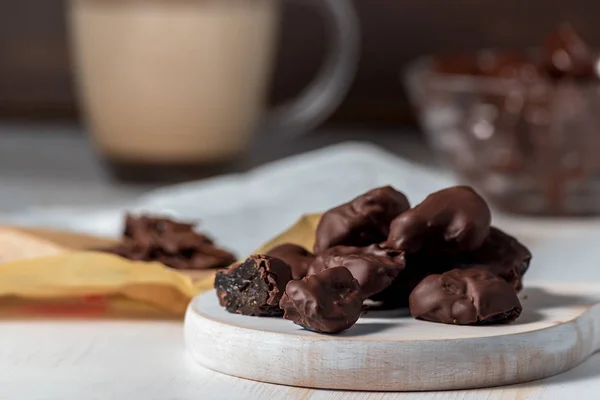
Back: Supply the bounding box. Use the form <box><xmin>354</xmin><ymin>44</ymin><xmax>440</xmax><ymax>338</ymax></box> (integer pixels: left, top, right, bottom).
<box><xmin>405</xmin><ymin>24</ymin><xmax>600</xmax><ymax>215</ymax></box>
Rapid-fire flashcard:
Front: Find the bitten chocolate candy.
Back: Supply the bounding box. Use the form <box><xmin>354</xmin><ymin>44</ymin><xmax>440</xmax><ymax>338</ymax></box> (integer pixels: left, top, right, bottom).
<box><xmin>313</xmin><ymin>186</ymin><xmax>410</xmax><ymax>254</ymax></box>
<box><xmin>266</xmin><ymin>243</ymin><xmax>315</xmax><ymax>280</ymax></box>
<box><xmin>455</xmin><ymin>227</ymin><xmax>532</xmax><ymax>291</ymax></box>
<box><xmin>309</xmin><ymin>244</ymin><xmax>405</xmax><ymax>299</ymax></box>
<box><xmin>215</xmin><ymin>255</ymin><xmax>292</xmax><ymax>317</ymax></box>
<box><xmin>409</xmin><ymin>268</ymin><xmax>522</xmax><ymax>325</ymax></box>
<box><xmin>279</xmin><ymin>266</ymin><xmax>362</xmax><ymax>333</ymax></box>
<box><xmin>387</xmin><ymin>186</ymin><xmax>491</xmax><ymax>254</ymax></box>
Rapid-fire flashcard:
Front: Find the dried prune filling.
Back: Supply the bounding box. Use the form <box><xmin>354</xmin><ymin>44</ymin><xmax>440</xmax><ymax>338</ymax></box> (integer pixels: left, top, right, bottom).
<box><xmin>214</xmin><ymin>259</ymin><xmax>283</xmax><ymax>317</ymax></box>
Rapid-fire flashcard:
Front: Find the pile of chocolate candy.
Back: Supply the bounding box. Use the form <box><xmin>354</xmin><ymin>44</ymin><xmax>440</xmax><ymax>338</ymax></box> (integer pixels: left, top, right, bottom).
<box><xmin>103</xmin><ymin>214</ymin><xmax>236</xmax><ymax>270</ymax></box>
<box><xmin>436</xmin><ymin>23</ymin><xmax>598</xmax><ymax>82</ymax></box>
<box><xmin>215</xmin><ymin>186</ymin><xmax>531</xmax><ymax>334</ymax></box>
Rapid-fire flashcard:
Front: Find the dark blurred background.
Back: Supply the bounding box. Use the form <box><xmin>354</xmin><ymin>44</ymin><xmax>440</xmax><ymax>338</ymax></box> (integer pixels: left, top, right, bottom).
<box><xmin>3</xmin><ymin>0</ymin><xmax>600</xmax><ymax>127</ymax></box>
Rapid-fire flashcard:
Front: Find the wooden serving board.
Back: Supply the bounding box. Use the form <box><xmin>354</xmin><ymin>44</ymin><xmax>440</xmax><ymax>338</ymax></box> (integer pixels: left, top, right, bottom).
<box><xmin>184</xmin><ymin>283</ymin><xmax>600</xmax><ymax>391</ymax></box>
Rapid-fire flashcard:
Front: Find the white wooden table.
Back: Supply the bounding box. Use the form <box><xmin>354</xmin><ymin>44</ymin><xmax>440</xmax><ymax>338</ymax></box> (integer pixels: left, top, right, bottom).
<box><xmin>1</xmin><ymin>124</ymin><xmax>599</xmax><ymax>399</ymax></box>
<box><xmin>0</xmin><ymin>318</ymin><xmax>598</xmax><ymax>399</ymax></box>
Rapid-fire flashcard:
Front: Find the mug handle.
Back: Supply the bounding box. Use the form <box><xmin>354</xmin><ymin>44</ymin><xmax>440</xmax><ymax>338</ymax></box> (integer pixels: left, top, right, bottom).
<box><xmin>263</xmin><ymin>0</ymin><xmax>360</xmax><ymax>136</ymax></box>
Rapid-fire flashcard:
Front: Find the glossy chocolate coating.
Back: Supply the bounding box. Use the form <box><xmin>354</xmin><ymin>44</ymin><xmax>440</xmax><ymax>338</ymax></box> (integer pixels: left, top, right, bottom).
<box><xmin>386</xmin><ymin>186</ymin><xmax>491</xmax><ymax>254</ymax></box>
<box><xmin>279</xmin><ymin>266</ymin><xmax>362</xmax><ymax>333</ymax></box>
<box><xmin>455</xmin><ymin>227</ymin><xmax>531</xmax><ymax>291</ymax></box>
<box><xmin>215</xmin><ymin>255</ymin><xmax>292</xmax><ymax>317</ymax></box>
<box><xmin>375</xmin><ymin>226</ymin><xmax>531</xmax><ymax>307</ymax></box>
<box><xmin>541</xmin><ymin>23</ymin><xmax>597</xmax><ymax>80</ymax></box>
<box><xmin>313</xmin><ymin>186</ymin><xmax>410</xmax><ymax>254</ymax></box>
<box><xmin>309</xmin><ymin>244</ymin><xmax>405</xmax><ymax>299</ymax></box>
<box><xmin>266</xmin><ymin>243</ymin><xmax>315</xmax><ymax>280</ymax></box>
<box><xmin>409</xmin><ymin>268</ymin><xmax>522</xmax><ymax>325</ymax></box>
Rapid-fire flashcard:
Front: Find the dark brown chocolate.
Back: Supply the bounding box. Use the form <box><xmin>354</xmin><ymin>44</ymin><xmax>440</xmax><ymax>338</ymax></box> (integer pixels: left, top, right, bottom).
<box><xmin>103</xmin><ymin>214</ymin><xmax>236</xmax><ymax>270</ymax></box>
<box><xmin>123</xmin><ymin>214</ymin><xmax>194</xmax><ymax>241</ymax></box>
<box><xmin>541</xmin><ymin>23</ymin><xmax>598</xmax><ymax>80</ymax></box>
<box><xmin>368</xmin><ymin>251</ymin><xmax>453</xmax><ymax>307</ymax></box>
<box><xmin>313</xmin><ymin>186</ymin><xmax>410</xmax><ymax>254</ymax></box>
<box><xmin>409</xmin><ymin>268</ymin><xmax>522</xmax><ymax>325</ymax></box>
<box><xmin>454</xmin><ymin>227</ymin><xmax>532</xmax><ymax>291</ymax></box>
<box><xmin>374</xmin><ymin>227</ymin><xmax>531</xmax><ymax>308</ymax></box>
<box><xmin>266</xmin><ymin>243</ymin><xmax>315</xmax><ymax>280</ymax></box>
<box><xmin>309</xmin><ymin>244</ymin><xmax>405</xmax><ymax>299</ymax></box>
<box><xmin>374</xmin><ymin>226</ymin><xmax>531</xmax><ymax>307</ymax></box>
<box><xmin>214</xmin><ymin>255</ymin><xmax>292</xmax><ymax>317</ymax></box>
<box><xmin>386</xmin><ymin>186</ymin><xmax>491</xmax><ymax>254</ymax></box>
<box><xmin>279</xmin><ymin>266</ymin><xmax>362</xmax><ymax>333</ymax></box>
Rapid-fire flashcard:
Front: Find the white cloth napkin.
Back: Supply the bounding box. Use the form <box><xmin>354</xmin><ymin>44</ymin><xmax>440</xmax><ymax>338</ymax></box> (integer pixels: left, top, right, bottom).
<box><xmin>1</xmin><ymin>141</ymin><xmax>599</xmax><ymax>282</ymax></box>
<box><xmin>0</xmin><ymin>142</ymin><xmax>452</xmax><ymax>253</ymax></box>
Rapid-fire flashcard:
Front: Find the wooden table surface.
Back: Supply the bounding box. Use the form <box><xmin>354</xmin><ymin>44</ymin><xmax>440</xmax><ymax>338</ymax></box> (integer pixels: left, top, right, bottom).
<box><xmin>2</xmin><ymin>230</ymin><xmax>599</xmax><ymax>399</ymax></box>
<box><xmin>1</xmin><ymin>318</ymin><xmax>598</xmax><ymax>400</ymax></box>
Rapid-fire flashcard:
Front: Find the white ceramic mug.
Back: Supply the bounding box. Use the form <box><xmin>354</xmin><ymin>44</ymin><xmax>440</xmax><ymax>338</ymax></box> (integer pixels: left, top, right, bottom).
<box><xmin>69</xmin><ymin>0</ymin><xmax>359</xmax><ymax>172</ymax></box>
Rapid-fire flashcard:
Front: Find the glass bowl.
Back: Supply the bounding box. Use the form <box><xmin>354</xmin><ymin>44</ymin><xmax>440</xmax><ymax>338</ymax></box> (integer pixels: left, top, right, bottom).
<box><xmin>404</xmin><ymin>56</ymin><xmax>600</xmax><ymax>216</ymax></box>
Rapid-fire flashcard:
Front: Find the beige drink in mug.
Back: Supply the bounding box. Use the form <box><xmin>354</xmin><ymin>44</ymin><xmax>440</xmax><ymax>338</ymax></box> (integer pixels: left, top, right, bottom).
<box><xmin>69</xmin><ymin>0</ymin><xmax>359</xmax><ymax>180</ymax></box>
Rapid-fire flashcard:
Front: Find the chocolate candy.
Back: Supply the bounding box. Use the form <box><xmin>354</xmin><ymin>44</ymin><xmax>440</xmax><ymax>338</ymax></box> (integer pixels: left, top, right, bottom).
<box><xmin>436</xmin><ymin>24</ymin><xmax>598</xmax><ymax>83</ymax></box>
<box><xmin>313</xmin><ymin>186</ymin><xmax>410</xmax><ymax>254</ymax></box>
<box><xmin>310</xmin><ymin>244</ymin><xmax>405</xmax><ymax>299</ymax></box>
<box><xmin>266</xmin><ymin>243</ymin><xmax>315</xmax><ymax>280</ymax></box>
<box><xmin>103</xmin><ymin>214</ymin><xmax>236</xmax><ymax>270</ymax></box>
<box><xmin>409</xmin><ymin>268</ymin><xmax>522</xmax><ymax>325</ymax></box>
<box><xmin>375</xmin><ymin>227</ymin><xmax>531</xmax><ymax>308</ymax></box>
<box><xmin>215</xmin><ymin>255</ymin><xmax>292</xmax><ymax>316</ymax></box>
<box><xmin>455</xmin><ymin>227</ymin><xmax>532</xmax><ymax>291</ymax></box>
<box><xmin>279</xmin><ymin>266</ymin><xmax>362</xmax><ymax>333</ymax></box>
<box><xmin>386</xmin><ymin>186</ymin><xmax>491</xmax><ymax>254</ymax></box>
<box><xmin>541</xmin><ymin>23</ymin><xmax>597</xmax><ymax>80</ymax></box>
<box><xmin>436</xmin><ymin>51</ymin><xmax>540</xmax><ymax>82</ymax></box>
<box><xmin>123</xmin><ymin>214</ymin><xmax>194</xmax><ymax>241</ymax></box>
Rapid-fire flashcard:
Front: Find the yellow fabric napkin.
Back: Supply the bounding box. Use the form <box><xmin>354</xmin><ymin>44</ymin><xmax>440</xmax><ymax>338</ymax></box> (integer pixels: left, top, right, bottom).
<box><xmin>0</xmin><ymin>252</ymin><xmax>196</xmax><ymax>317</ymax></box>
<box><xmin>0</xmin><ymin>214</ymin><xmax>322</xmax><ymax>318</ymax></box>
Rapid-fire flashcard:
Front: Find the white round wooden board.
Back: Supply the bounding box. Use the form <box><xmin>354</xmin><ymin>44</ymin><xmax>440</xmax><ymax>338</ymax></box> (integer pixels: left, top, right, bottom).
<box><xmin>184</xmin><ymin>283</ymin><xmax>600</xmax><ymax>391</ymax></box>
